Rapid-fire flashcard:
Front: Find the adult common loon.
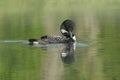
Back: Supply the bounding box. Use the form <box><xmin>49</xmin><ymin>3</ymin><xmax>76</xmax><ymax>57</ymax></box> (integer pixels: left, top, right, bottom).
<box><xmin>28</xmin><ymin>19</ymin><xmax>76</xmax><ymax>45</ymax></box>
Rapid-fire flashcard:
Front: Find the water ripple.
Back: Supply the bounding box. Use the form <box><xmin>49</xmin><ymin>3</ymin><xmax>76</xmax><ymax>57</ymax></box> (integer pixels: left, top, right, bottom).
<box><xmin>0</xmin><ymin>40</ymin><xmax>89</xmax><ymax>47</ymax></box>
<box><xmin>0</xmin><ymin>40</ymin><xmax>28</xmax><ymax>43</ymax></box>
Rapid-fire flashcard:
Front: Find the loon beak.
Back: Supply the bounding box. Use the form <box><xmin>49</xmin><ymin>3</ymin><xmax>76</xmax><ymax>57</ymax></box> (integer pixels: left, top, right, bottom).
<box><xmin>69</xmin><ymin>31</ymin><xmax>72</xmax><ymax>38</ymax></box>
<box><xmin>69</xmin><ymin>31</ymin><xmax>74</xmax><ymax>41</ymax></box>
<box><xmin>68</xmin><ymin>30</ymin><xmax>76</xmax><ymax>42</ymax></box>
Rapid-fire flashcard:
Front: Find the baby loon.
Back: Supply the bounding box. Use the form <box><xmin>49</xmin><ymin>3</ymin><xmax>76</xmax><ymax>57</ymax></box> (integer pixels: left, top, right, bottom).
<box><xmin>28</xmin><ymin>19</ymin><xmax>76</xmax><ymax>45</ymax></box>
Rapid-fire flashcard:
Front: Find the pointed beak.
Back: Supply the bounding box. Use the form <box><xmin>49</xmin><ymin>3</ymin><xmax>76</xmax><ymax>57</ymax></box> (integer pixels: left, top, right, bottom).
<box><xmin>68</xmin><ymin>31</ymin><xmax>74</xmax><ymax>42</ymax></box>
<box><xmin>68</xmin><ymin>30</ymin><xmax>76</xmax><ymax>42</ymax></box>
<box><xmin>69</xmin><ymin>30</ymin><xmax>73</xmax><ymax>38</ymax></box>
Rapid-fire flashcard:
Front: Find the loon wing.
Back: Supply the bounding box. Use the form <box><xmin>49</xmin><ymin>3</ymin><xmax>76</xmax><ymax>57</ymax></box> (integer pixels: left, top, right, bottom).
<box><xmin>40</xmin><ymin>35</ymin><xmax>68</xmax><ymax>43</ymax></box>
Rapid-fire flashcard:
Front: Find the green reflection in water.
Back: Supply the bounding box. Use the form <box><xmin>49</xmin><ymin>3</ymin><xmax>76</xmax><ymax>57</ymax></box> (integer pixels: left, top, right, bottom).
<box><xmin>99</xmin><ymin>11</ymin><xmax>120</xmax><ymax>80</ymax></box>
<box><xmin>0</xmin><ymin>0</ymin><xmax>120</xmax><ymax>80</ymax></box>
<box><xmin>0</xmin><ymin>0</ymin><xmax>46</xmax><ymax>80</ymax></box>
<box><xmin>0</xmin><ymin>43</ymin><xmax>46</xmax><ymax>80</ymax></box>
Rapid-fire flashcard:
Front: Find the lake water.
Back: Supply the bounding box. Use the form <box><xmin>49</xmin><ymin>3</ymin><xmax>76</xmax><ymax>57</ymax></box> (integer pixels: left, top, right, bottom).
<box><xmin>0</xmin><ymin>0</ymin><xmax>120</xmax><ymax>80</ymax></box>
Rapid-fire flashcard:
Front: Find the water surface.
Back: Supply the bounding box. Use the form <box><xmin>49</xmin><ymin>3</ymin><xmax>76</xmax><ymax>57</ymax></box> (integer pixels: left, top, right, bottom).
<box><xmin>0</xmin><ymin>0</ymin><xmax>120</xmax><ymax>80</ymax></box>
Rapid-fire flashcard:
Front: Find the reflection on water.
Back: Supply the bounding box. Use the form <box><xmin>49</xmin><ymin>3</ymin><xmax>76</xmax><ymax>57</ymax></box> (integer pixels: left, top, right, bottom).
<box><xmin>61</xmin><ymin>43</ymin><xmax>75</xmax><ymax>64</ymax></box>
<box><xmin>31</xmin><ymin>42</ymin><xmax>77</xmax><ymax>64</ymax></box>
<box><xmin>28</xmin><ymin>42</ymin><xmax>88</xmax><ymax>64</ymax></box>
<box><xmin>36</xmin><ymin>42</ymin><xmax>89</xmax><ymax>80</ymax></box>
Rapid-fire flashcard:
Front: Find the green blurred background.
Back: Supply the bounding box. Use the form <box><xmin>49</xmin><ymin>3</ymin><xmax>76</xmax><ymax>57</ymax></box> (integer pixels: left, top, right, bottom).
<box><xmin>0</xmin><ymin>0</ymin><xmax>120</xmax><ymax>80</ymax></box>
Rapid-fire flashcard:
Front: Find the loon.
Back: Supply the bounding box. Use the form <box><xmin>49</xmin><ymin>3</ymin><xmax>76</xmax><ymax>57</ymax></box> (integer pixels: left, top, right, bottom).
<box><xmin>28</xmin><ymin>19</ymin><xmax>76</xmax><ymax>45</ymax></box>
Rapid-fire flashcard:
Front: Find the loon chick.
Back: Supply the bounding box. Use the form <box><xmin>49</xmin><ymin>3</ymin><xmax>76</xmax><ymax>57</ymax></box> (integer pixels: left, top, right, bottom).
<box><xmin>28</xmin><ymin>19</ymin><xmax>76</xmax><ymax>45</ymax></box>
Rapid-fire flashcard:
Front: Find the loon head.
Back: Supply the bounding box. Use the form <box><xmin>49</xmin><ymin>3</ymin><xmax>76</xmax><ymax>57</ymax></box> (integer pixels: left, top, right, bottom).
<box><xmin>60</xmin><ymin>19</ymin><xmax>76</xmax><ymax>42</ymax></box>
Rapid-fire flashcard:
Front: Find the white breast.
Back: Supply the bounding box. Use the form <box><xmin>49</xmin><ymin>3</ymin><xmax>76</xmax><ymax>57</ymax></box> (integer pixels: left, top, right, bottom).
<box><xmin>61</xmin><ymin>29</ymin><xmax>68</xmax><ymax>34</ymax></box>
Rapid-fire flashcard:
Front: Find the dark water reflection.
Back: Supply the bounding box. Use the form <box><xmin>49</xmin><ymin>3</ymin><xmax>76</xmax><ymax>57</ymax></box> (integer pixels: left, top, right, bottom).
<box><xmin>61</xmin><ymin>43</ymin><xmax>75</xmax><ymax>64</ymax></box>
<box><xmin>29</xmin><ymin>42</ymin><xmax>89</xmax><ymax>80</ymax></box>
<box><xmin>28</xmin><ymin>42</ymin><xmax>88</xmax><ymax>64</ymax></box>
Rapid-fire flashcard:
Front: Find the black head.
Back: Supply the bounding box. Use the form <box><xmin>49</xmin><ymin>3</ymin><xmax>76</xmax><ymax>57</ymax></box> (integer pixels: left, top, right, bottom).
<box><xmin>60</xmin><ymin>19</ymin><xmax>75</xmax><ymax>40</ymax></box>
<box><xmin>60</xmin><ymin>19</ymin><xmax>74</xmax><ymax>34</ymax></box>
<box><xmin>60</xmin><ymin>19</ymin><xmax>74</xmax><ymax>32</ymax></box>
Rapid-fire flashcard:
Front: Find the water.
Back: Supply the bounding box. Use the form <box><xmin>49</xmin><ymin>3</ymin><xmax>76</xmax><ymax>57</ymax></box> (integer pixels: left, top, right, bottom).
<box><xmin>0</xmin><ymin>40</ymin><xmax>89</xmax><ymax>80</ymax></box>
<box><xmin>0</xmin><ymin>0</ymin><xmax>120</xmax><ymax>80</ymax></box>
<box><xmin>0</xmin><ymin>40</ymin><xmax>27</xmax><ymax>43</ymax></box>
